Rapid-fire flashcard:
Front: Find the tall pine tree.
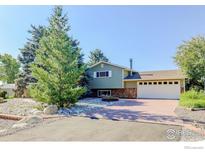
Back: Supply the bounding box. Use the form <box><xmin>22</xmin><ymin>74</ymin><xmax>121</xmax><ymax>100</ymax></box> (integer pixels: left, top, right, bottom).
<box><xmin>16</xmin><ymin>25</ymin><xmax>46</xmax><ymax>97</ymax></box>
<box><xmin>88</xmin><ymin>49</ymin><xmax>109</xmax><ymax>66</ymax></box>
<box><xmin>30</xmin><ymin>6</ymin><xmax>86</xmax><ymax>107</ymax></box>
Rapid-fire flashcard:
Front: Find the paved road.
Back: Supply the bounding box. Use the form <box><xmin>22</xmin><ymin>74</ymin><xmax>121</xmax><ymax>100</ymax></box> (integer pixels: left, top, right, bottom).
<box><xmin>0</xmin><ymin>117</ymin><xmax>182</xmax><ymax>141</ymax></box>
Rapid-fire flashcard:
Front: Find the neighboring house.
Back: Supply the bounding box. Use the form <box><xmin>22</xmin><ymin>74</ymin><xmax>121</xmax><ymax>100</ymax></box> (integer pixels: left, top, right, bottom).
<box><xmin>0</xmin><ymin>83</ymin><xmax>16</xmax><ymax>97</ymax></box>
<box><xmin>87</xmin><ymin>61</ymin><xmax>185</xmax><ymax>99</ymax></box>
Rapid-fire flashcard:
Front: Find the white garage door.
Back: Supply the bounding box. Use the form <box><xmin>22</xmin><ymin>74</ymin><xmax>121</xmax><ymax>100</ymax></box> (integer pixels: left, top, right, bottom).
<box><xmin>137</xmin><ymin>81</ymin><xmax>180</xmax><ymax>99</ymax></box>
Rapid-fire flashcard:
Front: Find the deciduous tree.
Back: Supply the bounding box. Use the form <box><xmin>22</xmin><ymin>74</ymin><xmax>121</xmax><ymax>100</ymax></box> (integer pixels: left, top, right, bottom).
<box><xmin>0</xmin><ymin>53</ymin><xmax>20</xmax><ymax>83</ymax></box>
<box><xmin>174</xmin><ymin>36</ymin><xmax>205</xmax><ymax>90</ymax></box>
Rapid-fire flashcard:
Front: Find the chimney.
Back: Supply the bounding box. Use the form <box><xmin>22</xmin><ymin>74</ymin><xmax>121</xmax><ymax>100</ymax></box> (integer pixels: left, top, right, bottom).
<box><xmin>130</xmin><ymin>58</ymin><xmax>133</xmax><ymax>76</ymax></box>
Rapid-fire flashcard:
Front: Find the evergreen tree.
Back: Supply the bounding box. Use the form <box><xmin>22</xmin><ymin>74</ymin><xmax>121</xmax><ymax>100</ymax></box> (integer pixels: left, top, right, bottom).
<box><xmin>30</xmin><ymin>6</ymin><xmax>86</xmax><ymax>107</ymax></box>
<box><xmin>88</xmin><ymin>49</ymin><xmax>109</xmax><ymax>66</ymax></box>
<box><xmin>16</xmin><ymin>25</ymin><xmax>46</xmax><ymax>97</ymax></box>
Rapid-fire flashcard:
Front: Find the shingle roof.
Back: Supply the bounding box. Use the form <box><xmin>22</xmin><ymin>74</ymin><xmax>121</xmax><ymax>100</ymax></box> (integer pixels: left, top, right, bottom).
<box><xmin>124</xmin><ymin>70</ymin><xmax>185</xmax><ymax>80</ymax></box>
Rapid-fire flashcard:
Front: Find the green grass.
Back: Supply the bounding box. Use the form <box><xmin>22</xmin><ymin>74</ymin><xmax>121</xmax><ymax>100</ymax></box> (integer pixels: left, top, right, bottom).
<box><xmin>179</xmin><ymin>89</ymin><xmax>205</xmax><ymax>108</ymax></box>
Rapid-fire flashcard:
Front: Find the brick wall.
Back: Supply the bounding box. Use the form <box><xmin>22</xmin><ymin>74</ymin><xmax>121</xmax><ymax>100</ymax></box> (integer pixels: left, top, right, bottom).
<box><xmin>91</xmin><ymin>88</ymin><xmax>137</xmax><ymax>99</ymax></box>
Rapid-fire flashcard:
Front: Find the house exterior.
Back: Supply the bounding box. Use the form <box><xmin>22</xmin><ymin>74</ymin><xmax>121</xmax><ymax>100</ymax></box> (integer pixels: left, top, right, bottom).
<box><xmin>87</xmin><ymin>61</ymin><xmax>186</xmax><ymax>99</ymax></box>
<box><xmin>0</xmin><ymin>83</ymin><xmax>16</xmax><ymax>97</ymax></box>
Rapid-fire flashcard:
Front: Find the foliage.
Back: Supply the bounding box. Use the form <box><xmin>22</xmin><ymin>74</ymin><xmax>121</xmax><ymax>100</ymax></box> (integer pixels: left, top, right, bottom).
<box><xmin>174</xmin><ymin>36</ymin><xmax>205</xmax><ymax>90</ymax></box>
<box><xmin>179</xmin><ymin>89</ymin><xmax>205</xmax><ymax>108</ymax></box>
<box><xmin>0</xmin><ymin>89</ymin><xmax>7</xmax><ymax>99</ymax></box>
<box><xmin>0</xmin><ymin>53</ymin><xmax>20</xmax><ymax>83</ymax></box>
<box><xmin>33</xmin><ymin>103</ymin><xmax>45</xmax><ymax>111</ymax></box>
<box><xmin>16</xmin><ymin>25</ymin><xmax>46</xmax><ymax>97</ymax></box>
<box><xmin>30</xmin><ymin>6</ymin><xmax>86</xmax><ymax>107</ymax></box>
<box><xmin>88</xmin><ymin>49</ymin><xmax>109</xmax><ymax>66</ymax></box>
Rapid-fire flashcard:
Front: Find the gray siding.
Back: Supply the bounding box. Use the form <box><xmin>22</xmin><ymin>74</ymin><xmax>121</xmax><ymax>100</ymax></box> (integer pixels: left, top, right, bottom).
<box><xmin>87</xmin><ymin>63</ymin><xmax>123</xmax><ymax>89</ymax></box>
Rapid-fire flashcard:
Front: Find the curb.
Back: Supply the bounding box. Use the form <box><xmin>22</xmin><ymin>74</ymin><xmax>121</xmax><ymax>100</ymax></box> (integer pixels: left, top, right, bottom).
<box><xmin>0</xmin><ymin>114</ymin><xmax>64</xmax><ymax>121</ymax></box>
<box><xmin>0</xmin><ymin>114</ymin><xmax>23</xmax><ymax>121</ymax></box>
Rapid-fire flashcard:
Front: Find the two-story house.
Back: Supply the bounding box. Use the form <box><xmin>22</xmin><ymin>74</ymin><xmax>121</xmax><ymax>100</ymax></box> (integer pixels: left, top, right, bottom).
<box><xmin>86</xmin><ymin>60</ymin><xmax>185</xmax><ymax>99</ymax></box>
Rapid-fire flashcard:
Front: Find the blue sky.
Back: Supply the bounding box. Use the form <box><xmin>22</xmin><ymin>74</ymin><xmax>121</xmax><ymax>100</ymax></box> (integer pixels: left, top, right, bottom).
<box><xmin>0</xmin><ymin>6</ymin><xmax>205</xmax><ymax>71</ymax></box>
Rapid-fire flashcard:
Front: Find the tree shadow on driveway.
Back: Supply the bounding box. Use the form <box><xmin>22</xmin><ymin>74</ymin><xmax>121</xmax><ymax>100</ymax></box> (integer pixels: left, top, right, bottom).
<box><xmin>59</xmin><ymin>102</ymin><xmax>180</xmax><ymax>124</ymax></box>
<box><xmin>78</xmin><ymin>98</ymin><xmax>145</xmax><ymax>107</ymax></box>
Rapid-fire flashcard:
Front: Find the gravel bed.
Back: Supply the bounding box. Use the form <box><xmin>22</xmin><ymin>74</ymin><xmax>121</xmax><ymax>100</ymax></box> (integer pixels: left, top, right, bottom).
<box><xmin>180</xmin><ymin>127</ymin><xmax>205</xmax><ymax>141</ymax></box>
<box><xmin>175</xmin><ymin>107</ymin><xmax>205</xmax><ymax>123</ymax></box>
<box><xmin>0</xmin><ymin>98</ymin><xmax>42</xmax><ymax>116</ymax></box>
<box><xmin>175</xmin><ymin>106</ymin><xmax>205</xmax><ymax>130</ymax></box>
<box><xmin>0</xmin><ymin>119</ymin><xmax>16</xmax><ymax>130</ymax></box>
<box><xmin>58</xmin><ymin>98</ymin><xmax>122</xmax><ymax>116</ymax></box>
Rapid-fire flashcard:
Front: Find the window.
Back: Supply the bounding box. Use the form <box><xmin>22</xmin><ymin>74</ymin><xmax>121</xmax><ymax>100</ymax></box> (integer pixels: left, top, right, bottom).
<box><xmin>174</xmin><ymin>81</ymin><xmax>179</xmax><ymax>84</ymax></box>
<box><xmin>139</xmin><ymin>82</ymin><xmax>143</xmax><ymax>85</ymax></box>
<box><xmin>169</xmin><ymin>82</ymin><xmax>173</xmax><ymax>84</ymax></box>
<box><xmin>163</xmin><ymin>82</ymin><xmax>167</xmax><ymax>85</ymax></box>
<box><xmin>96</xmin><ymin>71</ymin><xmax>110</xmax><ymax>78</ymax></box>
<box><xmin>149</xmin><ymin>82</ymin><xmax>152</xmax><ymax>85</ymax></box>
<box><xmin>144</xmin><ymin>82</ymin><xmax>148</xmax><ymax>85</ymax></box>
<box><xmin>97</xmin><ymin>90</ymin><xmax>111</xmax><ymax>97</ymax></box>
<box><xmin>158</xmin><ymin>82</ymin><xmax>162</xmax><ymax>85</ymax></box>
<box><xmin>153</xmin><ymin>82</ymin><xmax>157</xmax><ymax>85</ymax></box>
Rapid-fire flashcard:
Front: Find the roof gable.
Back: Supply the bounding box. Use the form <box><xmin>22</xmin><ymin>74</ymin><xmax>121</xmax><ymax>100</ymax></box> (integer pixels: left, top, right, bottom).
<box><xmin>89</xmin><ymin>61</ymin><xmax>134</xmax><ymax>71</ymax></box>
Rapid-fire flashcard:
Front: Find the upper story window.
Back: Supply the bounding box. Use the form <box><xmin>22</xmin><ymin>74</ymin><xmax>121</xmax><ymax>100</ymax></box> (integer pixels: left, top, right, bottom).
<box><xmin>94</xmin><ymin>71</ymin><xmax>112</xmax><ymax>78</ymax></box>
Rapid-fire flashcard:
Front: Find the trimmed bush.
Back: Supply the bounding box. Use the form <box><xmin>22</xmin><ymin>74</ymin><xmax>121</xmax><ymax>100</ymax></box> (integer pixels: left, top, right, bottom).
<box><xmin>179</xmin><ymin>89</ymin><xmax>205</xmax><ymax>108</ymax></box>
<box><xmin>102</xmin><ymin>96</ymin><xmax>119</xmax><ymax>102</ymax></box>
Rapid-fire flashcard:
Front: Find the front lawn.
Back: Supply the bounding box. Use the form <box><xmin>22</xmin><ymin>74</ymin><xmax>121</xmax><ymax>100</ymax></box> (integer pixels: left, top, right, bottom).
<box><xmin>179</xmin><ymin>90</ymin><xmax>205</xmax><ymax>108</ymax></box>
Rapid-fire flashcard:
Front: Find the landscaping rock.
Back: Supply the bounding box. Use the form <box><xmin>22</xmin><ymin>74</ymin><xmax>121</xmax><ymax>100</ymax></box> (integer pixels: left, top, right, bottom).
<box><xmin>18</xmin><ymin>115</ymin><xmax>43</xmax><ymax>125</ymax></box>
<box><xmin>33</xmin><ymin>110</ymin><xmax>44</xmax><ymax>115</ymax></box>
<box><xmin>0</xmin><ymin>129</ymin><xmax>7</xmax><ymax>134</ymax></box>
<box><xmin>12</xmin><ymin>123</ymin><xmax>28</xmax><ymax>129</ymax></box>
<box><xmin>44</xmin><ymin>105</ymin><xmax>58</xmax><ymax>115</ymax></box>
<box><xmin>92</xmin><ymin>113</ymin><xmax>104</xmax><ymax>119</ymax></box>
<box><xmin>30</xmin><ymin>109</ymin><xmax>44</xmax><ymax>115</ymax></box>
<box><xmin>30</xmin><ymin>109</ymin><xmax>38</xmax><ymax>114</ymax></box>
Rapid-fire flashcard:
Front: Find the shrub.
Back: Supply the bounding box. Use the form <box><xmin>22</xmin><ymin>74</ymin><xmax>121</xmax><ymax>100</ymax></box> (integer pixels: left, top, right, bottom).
<box><xmin>102</xmin><ymin>96</ymin><xmax>119</xmax><ymax>102</ymax></box>
<box><xmin>0</xmin><ymin>90</ymin><xmax>7</xmax><ymax>99</ymax></box>
<box><xmin>179</xmin><ymin>89</ymin><xmax>205</xmax><ymax>108</ymax></box>
<box><xmin>29</xmin><ymin>84</ymin><xmax>86</xmax><ymax>108</ymax></box>
<box><xmin>33</xmin><ymin>104</ymin><xmax>45</xmax><ymax>111</ymax></box>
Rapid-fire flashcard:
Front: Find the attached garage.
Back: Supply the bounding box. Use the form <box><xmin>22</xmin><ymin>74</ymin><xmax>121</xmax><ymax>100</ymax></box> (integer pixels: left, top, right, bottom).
<box><xmin>137</xmin><ymin>81</ymin><xmax>181</xmax><ymax>99</ymax></box>
<box><xmin>124</xmin><ymin>69</ymin><xmax>185</xmax><ymax>99</ymax></box>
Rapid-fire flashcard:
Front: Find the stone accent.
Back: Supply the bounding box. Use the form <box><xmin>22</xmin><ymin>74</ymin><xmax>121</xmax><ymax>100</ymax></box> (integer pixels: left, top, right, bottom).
<box><xmin>91</xmin><ymin>88</ymin><xmax>137</xmax><ymax>99</ymax></box>
<box><xmin>43</xmin><ymin>105</ymin><xmax>58</xmax><ymax>115</ymax></box>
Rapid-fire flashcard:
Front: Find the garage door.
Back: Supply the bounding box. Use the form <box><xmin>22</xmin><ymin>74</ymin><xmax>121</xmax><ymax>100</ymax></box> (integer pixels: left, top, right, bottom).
<box><xmin>137</xmin><ymin>81</ymin><xmax>180</xmax><ymax>99</ymax></box>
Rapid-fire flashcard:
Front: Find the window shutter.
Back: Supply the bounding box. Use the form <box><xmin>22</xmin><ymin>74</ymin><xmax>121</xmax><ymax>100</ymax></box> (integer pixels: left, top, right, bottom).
<box><xmin>109</xmin><ymin>71</ymin><xmax>112</xmax><ymax>77</ymax></box>
<box><xmin>93</xmin><ymin>72</ymin><xmax>97</xmax><ymax>78</ymax></box>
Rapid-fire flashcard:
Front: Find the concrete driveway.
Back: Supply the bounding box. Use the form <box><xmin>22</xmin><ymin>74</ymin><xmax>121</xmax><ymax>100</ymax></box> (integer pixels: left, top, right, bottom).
<box><xmin>59</xmin><ymin>98</ymin><xmax>181</xmax><ymax>125</ymax></box>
